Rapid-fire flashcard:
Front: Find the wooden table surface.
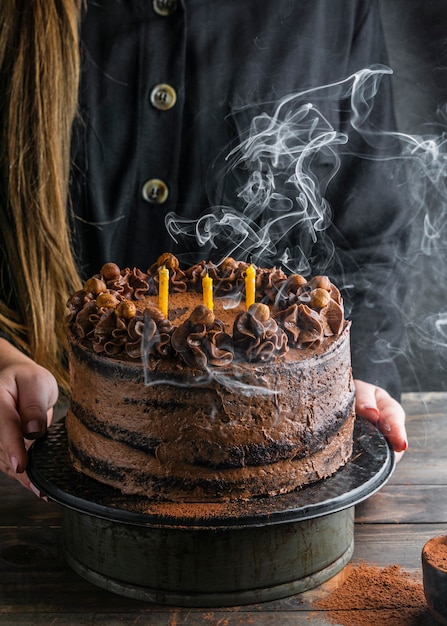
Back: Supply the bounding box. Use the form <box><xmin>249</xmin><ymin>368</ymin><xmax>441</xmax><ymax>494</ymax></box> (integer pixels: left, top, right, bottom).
<box><xmin>1</xmin><ymin>392</ymin><xmax>445</xmax><ymax>625</ymax></box>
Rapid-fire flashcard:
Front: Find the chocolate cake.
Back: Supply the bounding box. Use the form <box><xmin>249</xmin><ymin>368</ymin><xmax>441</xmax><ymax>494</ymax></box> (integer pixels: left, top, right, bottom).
<box><xmin>65</xmin><ymin>253</ymin><xmax>356</xmax><ymax>502</ymax></box>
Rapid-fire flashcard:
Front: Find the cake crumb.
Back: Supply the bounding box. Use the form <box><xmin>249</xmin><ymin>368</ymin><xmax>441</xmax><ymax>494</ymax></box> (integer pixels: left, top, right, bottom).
<box><xmin>314</xmin><ymin>564</ymin><xmax>429</xmax><ymax>626</ymax></box>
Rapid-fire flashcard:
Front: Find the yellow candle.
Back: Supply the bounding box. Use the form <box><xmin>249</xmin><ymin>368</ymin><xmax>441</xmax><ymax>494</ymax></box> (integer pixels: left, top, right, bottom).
<box><xmin>158</xmin><ymin>265</ymin><xmax>169</xmax><ymax>317</ymax></box>
<box><xmin>202</xmin><ymin>272</ymin><xmax>214</xmax><ymax>310</ymax></box>
<box><xmin>245</xmin><ymin>263</ymin><xmax>256</xmax><ymax>310</ymax></box>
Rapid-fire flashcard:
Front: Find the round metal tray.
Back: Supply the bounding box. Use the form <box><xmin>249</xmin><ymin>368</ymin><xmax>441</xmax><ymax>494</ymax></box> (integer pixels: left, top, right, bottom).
<box><xmin>28</xmin><ymin>417</ymin><xmax>394</xmax><ymax>529</ymax></box>
<box><xmin>28</xmin><ymin>417</ymin><xmax>395</xmax><ymax>606</ymax></box>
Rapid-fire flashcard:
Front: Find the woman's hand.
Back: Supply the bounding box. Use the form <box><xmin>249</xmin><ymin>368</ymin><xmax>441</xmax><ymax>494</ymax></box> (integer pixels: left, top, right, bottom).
<box><xmin>0</xmin><ymin>338</ymin><xmax>58</xmax><ymax>493</ymax></box>
<box><xmin>354</xmin><ymin>379</ymin><xmax>408</xmax><ymax>461</ymax></box>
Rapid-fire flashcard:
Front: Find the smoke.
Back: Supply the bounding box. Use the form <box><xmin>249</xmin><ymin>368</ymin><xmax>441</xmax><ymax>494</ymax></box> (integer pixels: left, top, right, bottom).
<box><xmin>166</xmin><ymin>65</ymin><xmax>397</xmax><ymax>273</ymax></box>
<box><xmin>142</xmin><ymin>367</ymin><xmax>278</xmax><ymax>397</ymax></box>
<box><xmin>388</xmin><ymin>119</ymin><xmax>447</xmax><ymax>386</ymax></box>
<box><xmin>163</xmin><ymin>65</ymin><xmax>447</xmax><ymax>391</ymax></box>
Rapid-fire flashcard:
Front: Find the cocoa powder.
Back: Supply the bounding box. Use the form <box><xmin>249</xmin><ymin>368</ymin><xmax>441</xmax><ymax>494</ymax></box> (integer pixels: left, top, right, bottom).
<box><xmin>315</xmin><ymin>564</ymin><xmax>429</xmax><ymax>626</ymax></box>
<box><xmin>423</xmin><ymin>536</ymin><xmax>447</xmax><ymax>571</ymax></box>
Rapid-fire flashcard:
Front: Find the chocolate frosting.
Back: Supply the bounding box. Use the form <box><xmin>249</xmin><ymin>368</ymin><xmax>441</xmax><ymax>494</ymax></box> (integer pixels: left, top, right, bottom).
<box><xmin>171</xmin><ymin>305</ymin><xmax>234</xmax><ymax>369</ymax></box>
<box><xmin>233</xmin><ymin>304</ymin><xmax>288</xmax><ymax>362</ymax></box>
<box><xmin>101</xmin><ymin>267</ymin><xmax>149</xmax><ymax>299</ymax></box>
<box><xmin>275</xmin><ymin>299</ymin><xmax>344</xmax><ymax>348</ymax></box>
<box><xmin>185</xmin><ymin>259</ymin><xmax>248</xmax><ymax>296</ymax></box>
<box><xmin>148</xmin><ymin>253</ymin><xmax>188</xmax><ymax>293</ymax></box>
<box><xmin>215</xmin><ymin>259</ymin><xmax>247</xmax><ymax>295</ymax></box>
<box><xmin>67</xmin><ymin>255</ymin><xmax>346</xmax><ymax>367</ymax></box>
<box><xmin>73</xmin><ymin>300</ymin><xmax>100</xmax><ymax>339</ymax></box>
<box><xmin>93</xmin><ymin>309</ymin><xmax>128</xmax><ymax>355</ymax></box>
<box><xmin>257</xmin><ymin>267</ymin><xmax>288</xmax><ymax>303</ymax></box>
<box><xmin>141</xmin><ymin>308</ymin><xmax>173</xmax><ymax>359</ymax></box>
<box><xmin>66</xmin><ymin>290</ymin><xmax>94</xmax><ymax>325</ymax></box>
<box><xmin>184</xmin><ymin>261</ymin><xmax>217</xmax><ymax>292</ymax></box>
<box><xmin>275</xmin><ymin>303</ymin><xmax>325</xmax><ymax>348</ymax></box>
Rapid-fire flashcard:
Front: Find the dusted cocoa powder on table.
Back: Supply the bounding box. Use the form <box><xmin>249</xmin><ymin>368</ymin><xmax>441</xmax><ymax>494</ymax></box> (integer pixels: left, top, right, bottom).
<box><xmin>314</xmin><ymin>564</ymin><xmax>429</xmax><ymax>626</ymax></box>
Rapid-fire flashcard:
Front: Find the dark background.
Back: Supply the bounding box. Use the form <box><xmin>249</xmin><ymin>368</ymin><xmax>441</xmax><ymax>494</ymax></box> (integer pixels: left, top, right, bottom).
<box><xmin>379</xmin><ymin>2</ymin><xmax>447</xmax><ymax>392</ymax></box>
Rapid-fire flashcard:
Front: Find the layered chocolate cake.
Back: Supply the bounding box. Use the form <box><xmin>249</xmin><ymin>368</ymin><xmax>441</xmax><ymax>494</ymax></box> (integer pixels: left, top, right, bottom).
<box><xmin>65</xmin><ymin>253</ymin><xmax>356</xmax><ymax>502</ymax></box>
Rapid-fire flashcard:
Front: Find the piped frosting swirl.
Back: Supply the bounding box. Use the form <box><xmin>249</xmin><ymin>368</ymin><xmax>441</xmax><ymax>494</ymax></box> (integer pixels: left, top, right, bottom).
<box><xmin>171</xmin><ymin>305</ymin><xmax>233</xmax><ymax>369</ymax></box>
<box><xmin>66</xmin><ymin>253</ymin><xmax>346</xmax><ymax>367</ymax></box>
<box><xmin>233</xmin><ymin>303</ymin><xmax>288</xmax><ymax>362</ymax></box>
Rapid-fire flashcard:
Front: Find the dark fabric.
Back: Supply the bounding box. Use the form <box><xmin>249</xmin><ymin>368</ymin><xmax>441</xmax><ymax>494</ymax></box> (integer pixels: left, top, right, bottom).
<box><xmin>4</xmin><ymin>0</ymin><xmax>410</xmax><ymax>397</ymax></box>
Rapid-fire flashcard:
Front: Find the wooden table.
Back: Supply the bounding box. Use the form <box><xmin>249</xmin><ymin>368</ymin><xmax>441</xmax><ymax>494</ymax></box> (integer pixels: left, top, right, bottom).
<box><xmin>1</xmin><ymin>392</ymin><xmax>446</xmax><ymax>625</ymax></box>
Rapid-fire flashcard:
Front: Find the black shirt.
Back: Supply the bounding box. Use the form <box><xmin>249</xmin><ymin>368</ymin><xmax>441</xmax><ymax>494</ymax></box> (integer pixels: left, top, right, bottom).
<box><xmin>69</xmin><ymin>0</ymin><xmax>409</xmax><ymax>397</ymax></box>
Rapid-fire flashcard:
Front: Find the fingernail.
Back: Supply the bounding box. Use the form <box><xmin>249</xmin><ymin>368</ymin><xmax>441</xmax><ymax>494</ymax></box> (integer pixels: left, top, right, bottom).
<box><xmin>394</xmin><ymin>439</ymin><xmax>408</xmax><ymax>456</ymax></box>
<box><xmin>10</xmin><ymin>456</ymin><xmax>19</xmax><ymax>473</ymax></box>
<box><xmin>382</xmin><ymin>422</ymin><xmax>392</xmax><ymax>432</ymax></box>
<box><xmin>363</xmin><ymin>404</ymin><xmax>380</xmax><ymax>416</ymax></box>
<box><xmin>29</xmin><ymin>483</ymin><xmax>42</xmax><ymax>498</ymax></box>
<box><xmin>29</xmin><ymin>483</ymin><xmax>48</xmax><ymax>501</ymax></box>
<box><xmin>23</xmin><ymin>420</ymin><xmax>44</xmax><ymax>439</ymax></box>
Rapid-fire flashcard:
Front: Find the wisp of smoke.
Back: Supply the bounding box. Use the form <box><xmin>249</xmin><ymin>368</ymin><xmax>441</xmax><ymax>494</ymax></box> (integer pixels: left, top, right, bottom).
<box><xmin>166</xmin><ymin>65</ymin><xmax>394</xmax><ymax>273</ymax></box>
<box><xmin>161</xmin><ymin>64</ymin><xmax>447</xmax><ymax>390</ymax></box>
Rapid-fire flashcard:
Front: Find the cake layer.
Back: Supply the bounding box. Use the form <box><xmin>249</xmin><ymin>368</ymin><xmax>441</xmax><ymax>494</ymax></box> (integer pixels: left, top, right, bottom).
<box><xmin>66</xmin><ymin>324</ymin><xmax>355</xmax><ymax>500</ymax></box>
<box><xmin>66</xmin><ymin>410</ymin><xmax>355</xmax><ymax>502</ymax></box>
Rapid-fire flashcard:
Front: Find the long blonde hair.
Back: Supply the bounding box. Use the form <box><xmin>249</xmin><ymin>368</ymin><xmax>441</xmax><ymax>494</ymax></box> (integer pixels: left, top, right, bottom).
<box><xmin>0</xmin><ymin>0</ymin><xmax>83</xmax><ymax>390</ymax></box>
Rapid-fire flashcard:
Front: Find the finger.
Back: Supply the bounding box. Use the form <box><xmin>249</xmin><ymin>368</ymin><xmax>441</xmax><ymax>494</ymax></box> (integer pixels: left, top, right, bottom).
<box><xmin>0</xmin><ymin>454</ymin><xmax>48</xmax><ymax>499</ymax></box>
<box><xmin>16</xmin><ymin>371</ymin><xmax>58</xmax><ymax>440</ymax></box>
<box><xmin>375</xmin><ymin>388</ymin><xmax>408</xmax><ymax>454</ymax></box>
<box><xmin>0</xmin><ymin>371</ymin><xmax>57</xmax><ymax>472</ymax></box>
<box><xmin>354</xmin><ymin>380</ymin><xmax>408</xmax><ymax>455</ymax></box>
<box><xmin>394</xmin><ymin>450</ymin><xmax>405</xmax><ymax>463</ymax></box>
<box><xmin>354</xmin><ymin>381</ymin><xmax>381</xmax><ymax>425</ymax></box>
<box><xmin>0</xmin><ymin>396</ymin><xmax>28</xmax><ymax>472</ymax></box>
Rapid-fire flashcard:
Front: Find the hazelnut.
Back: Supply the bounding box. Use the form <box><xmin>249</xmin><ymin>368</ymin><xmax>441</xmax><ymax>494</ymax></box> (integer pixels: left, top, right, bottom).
<box><xmin>116</xmin><ymin>300</ymin><xmax>137</xmax><ymax>319</ymax></box>
<box><xmin>156</xmin><ymin>252</ymin><xmax>179</xmax><ymax>271</ymax></box>
<box><xmin>143</xmin><ymin>305</ymin><xmax>164</xmax><ymax>323</ymax></box>
<box><xmin>189</xmin><ymin>305</ymin><xmax>215</xmax><ymax>326</ymax></box>
<box><xmin>220</xmin><ymin>257</ymin><xmax>238</xmax><ymax>272</ymax></box>
<box><xmin>101</xmin><ymin>262</ymin><xmax>121</xmax><ymax>281</ymax></box>
<box><xmin>311</xmin><ymin>275</ymin><xmax>331</xmax><ymax>291</ymax></box>
<box><xmin>84</xmin><ymin>277</ymin><xmax>107</xmax><ymax>295</ymax></box>
<box><xmin>248</xmin><ymin>302</ymin><xmax>270</xmax><ymax>322</ymax></box>
<box><xmin>96</xmin><ymin>292</ymin><xmax>119</xmax><ymax>309</ymax></box>
<box><xmin>309</xmin><ymin>288</ymin><xmax>331</xmax><ymax>310</ymax></box>
<box><xmin>286</xmin><ymin>274</ymin><xmax>307</xmax><ymax>291</ymax></box>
